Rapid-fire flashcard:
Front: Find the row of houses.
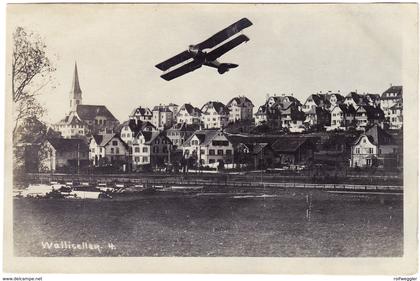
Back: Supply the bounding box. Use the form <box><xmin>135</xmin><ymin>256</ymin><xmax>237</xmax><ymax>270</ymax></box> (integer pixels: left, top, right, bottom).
<box><xmin>34</xmin><ymin>64</ymin><xmax>402</xmax><ymax>173</ymax></box>
<box><xmin>39</xmin><ymin>122</ymin><xmax>402</xmax><ymax>173</ymax></box>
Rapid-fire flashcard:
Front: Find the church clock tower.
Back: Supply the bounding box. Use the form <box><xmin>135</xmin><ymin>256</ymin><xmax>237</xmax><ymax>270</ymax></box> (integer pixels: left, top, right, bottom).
<box><xmin>69</xmin><ymin>62</ymin><xmax>82</xmax><ymax>112</ymax></box>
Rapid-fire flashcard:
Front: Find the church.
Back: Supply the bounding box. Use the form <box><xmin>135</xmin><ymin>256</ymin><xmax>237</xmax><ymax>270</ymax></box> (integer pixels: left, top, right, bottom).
<box><xmin>53</xmin><ymin>63</ymin><xmax>120</xmax><ymax>138</ymax></box>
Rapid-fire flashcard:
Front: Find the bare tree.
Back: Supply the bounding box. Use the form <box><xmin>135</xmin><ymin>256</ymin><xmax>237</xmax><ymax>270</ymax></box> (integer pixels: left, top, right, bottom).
<box><xmin>12</xmin><ymin>26</ymin><xmax>55</xmax><ymax>136</ymax></box>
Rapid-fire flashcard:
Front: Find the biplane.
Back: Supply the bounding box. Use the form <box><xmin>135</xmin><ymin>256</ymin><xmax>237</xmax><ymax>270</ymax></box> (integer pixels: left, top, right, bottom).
<box><xmin>155</xmin><ymin>18</ymin><xmax>253</xmax><ymax>81</ymax></box>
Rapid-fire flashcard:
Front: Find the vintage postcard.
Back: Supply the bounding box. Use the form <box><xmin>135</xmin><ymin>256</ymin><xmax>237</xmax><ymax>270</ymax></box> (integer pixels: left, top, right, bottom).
<box><xmin>3</xmin><ymin>3</ymin><xmax>418</xmax><ymax>274</ymax></box>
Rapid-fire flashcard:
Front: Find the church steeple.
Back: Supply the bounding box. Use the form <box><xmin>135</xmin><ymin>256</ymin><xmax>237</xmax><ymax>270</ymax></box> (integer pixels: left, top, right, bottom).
<box><xmin>69</xmin><ymin>62</ymin><xmax>82</xmax><ymax>111</ymax></box>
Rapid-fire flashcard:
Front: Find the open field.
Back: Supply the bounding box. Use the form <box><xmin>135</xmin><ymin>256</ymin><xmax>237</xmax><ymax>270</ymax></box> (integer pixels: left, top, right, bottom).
<box><xmin>14</xmin><ymin>189</ymin><xmax>403</xmax><ymax>257</ymax></box>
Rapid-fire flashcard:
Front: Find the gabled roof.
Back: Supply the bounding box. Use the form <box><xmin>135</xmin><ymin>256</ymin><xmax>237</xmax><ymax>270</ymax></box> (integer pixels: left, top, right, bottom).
<box><xmin>381</xmin><ymin>86</ymin><xmax>402</xmax><ymax>99</ymax></box>
<box><xmin>135</xmin><ymin>131</ymin><xmax>172</xmax><ymax>145</ymax></box>
<box><xmin>91</xmin><ymin>133</ymin><xmax>128</xmax><ymax>148</ymax></box>
<box><xmin>179</xmin><ymin>103</ymin><xmax>202</xmax><ymax>116</ymax></box>
<box><xmin>227</xmin><ymin>96</ymin><xmax>254</xmax><ymax>107</ymax></box>
<box><xmin>271</xmin><ymin>137</ymin><xmax>311</xmax><ymax>153</ymax></box>
<box><xmin>47</xmin><ymin>138</ymin><xmax>89</xmax><ymax>152</ymax></box>
<box><xmin>152</xmin><ymin>105</ymin><xmax>172</xmax><ymax>113</ymax></box>
<box><xmin>365</xmin><ymin>124</ymin><xmax>395</xmax><ymax>145</ymax></box>
<box><xmin>255</xmin><ymin>105</ymin><xmax>267</xmax><ymax>115</ymax></box>
<box><xmin>325</xmin><ymin>92</ymin><xmax>345</xmax><ymax>103</ymax></box>
<box><xmin>345</xmin><ymin>92</ymin><xmax>364</xmax><ymax>105</ymax></box>
<box><xmin>356</xmin><ymin>105</ymin><xmax>385</xmax><ymax>120</ymax></box>
<box><xmin>56</xmin><ymin>111</ymin><xmax>86</xmax><ymax>126</ymax></box>
<box><xmin>130</xmin><ymin>106</ymin><xmax>152</xmax><ymax>117</ymax></box>
<box><xmin>201</xmin><ymin>101</ymin><xmax>229</xmax><ymax>115</ymax></box>
<box><xmin>76</xmin><ymin>105</ymin><xmax>118</xmax><ymax>122</ymax></box>
<box><xmin>333</xmin><ymin>104</ymin><xmax>356</xmax><ymax>114</ymax></box>
<box><xmin>183</xmin><ymin>129</ymin><xmax>226</xmax><ymax>147</ymax></box>
<box><xmin>390</xmin><ymin>99</ymin><xmax>403</xmax><ymax>110</ymax></box>
<box><xmin>305</xmin><ymin>94</ymin><xmax>328</xmax><ymax>107</ymax></box>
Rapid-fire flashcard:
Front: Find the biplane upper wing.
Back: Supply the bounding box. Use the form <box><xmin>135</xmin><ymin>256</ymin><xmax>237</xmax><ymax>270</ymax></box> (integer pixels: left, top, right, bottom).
<box><xmin>160</xmin><ymin>60</ymin><xmax>203</xmax><ymax>81</ymax></box>
<box><xmin>195</xmin><ymin>18</ymin><xmax>253</xmax><ymax>50</ymax></box>
<box><xmin>155</xmin><ymin>50</ymin><xmax>194</xmax><ymax>71</ymax></box>
<box><xmin>206</xmin><ymin>34</ymin><xmax>250</xmax><ymax>61</ymax></box>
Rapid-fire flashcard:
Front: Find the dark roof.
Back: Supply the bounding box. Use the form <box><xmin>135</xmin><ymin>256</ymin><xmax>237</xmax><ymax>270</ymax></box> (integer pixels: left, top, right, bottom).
<box><xmin>365</xmin><ymin>124</ymin><xmax>395</xmax><ymax>145</ymax></box>
<box><xmin>227</xmin><ymin>96</ymin><xmax>254</xmax><ymax>107</ymax></box>
<box><xmin>152</xmin><ymin>105</ymin><xmax>172</xmax><ymax>113</ymax></box>
<box><xmin>183</xmin><ymin>129</ymin><xmax>226</xmax><ymax>147</ymax></box>
<box><xmin>271</xmin><ymin>137</ymin><xmax>311</xmax><ymax>152</ymax></box>
<box><xmin>305</xmin><ymin>94</ymin><xmax>328</xmax><ymax>107</ymax></box>
<box><xmin>335</xmin><ymin>104</ymin><xmax>356</xmax><ymax>114</ymax></box>
<box><xmin>47</xmin><ymin>138</ymin><xmax>89</xmax><ymax>152</ymax></box>
<box><xmin>130</xmin><ymin>106</ymin><xmax>152</xmax><ymax>117</ymax></box>
<box><xmin>76</xmin><ymin>105</ymin><xmax>118</xmax><ymax>122</ymax></box>
<box><xmin>167</xmin><ymin>122</ymin><xmax>200</xmax><ymax>132</ymax></box>
<box><xmin>390</xmin><ymin>99</ymin><xmax>403</xmax><ymax>110</ymax></box>
<box><xmin>345</xmin><ymin>92</ymin><xmax>364</xmax><ymax>105</ymax></box>
<box><xmin>202</xmin><ymin>101</ymin><xmax>229</xmax><ymax>115</ymax></box>
<box><xmin>356</xmin><ymin>105</ymin><xmax>385</xmax><ymax>120</ymax></box>
<box><xmin>180</xmin><ymin>103</ymin><xmax>202</xmax><ymax>115</ymax></box>
<box><xmin>381</xmin><ymin>86</ymin><xmax>402</xmax><ymax>99</ymax></box>
<box><xmin>57</xmin><ymin>112</ymin><xmax>86</xmax><ymax>126</ymax></box>
<box><xmin>255</xmin><ymin>105</ymin><xmax>267</xmax><ymax>115</ymax></box>
<box><xmin>325</xmin><ymin>92</ymin><xmax>345</xmax><ymax>103</ymax></box>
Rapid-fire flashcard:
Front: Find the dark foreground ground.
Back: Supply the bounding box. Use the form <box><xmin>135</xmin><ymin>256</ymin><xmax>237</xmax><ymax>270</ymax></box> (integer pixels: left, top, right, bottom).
<box><xmin>14</xmin><ymin>189</ymin><xmax>403</xmax><ymax>257</ymax></box>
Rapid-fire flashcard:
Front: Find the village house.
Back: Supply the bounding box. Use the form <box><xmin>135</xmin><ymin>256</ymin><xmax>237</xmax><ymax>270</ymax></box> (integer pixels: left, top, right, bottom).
<box><xmin>53</xmin><ymin>111</ymin><xmax>87</xmax><ymax>139</ymax></box>
<box><xmin>117</xmin><ymin>119</ymin><xmax>157</xmax><ymax>146</ymax></box>
<box><xmin>131</xmin><ymin>131</ymin><xmax>172</xmax><ymax>169</ymax></box>
<box><xmin>304</xmin><ymin>107</ymin><xmax>331</xmax><ymax>129</ymax></box>
<box><xmin>380</xmin><ymin>85</ymin><xmax>403</xmax><ymax>128</ymax></box>
<box><xmin>168</xmin><ymin>103</ymin><xmax>179</xmax><ymax>122</ymax></box>
<box><xmin>354</xmin><ymin>105</ymin><xmax>385</xmax><ymax>130</ymax></box>
<box><xmin>271</xmin><ymin>137</ymin><xmax>316</xmax><ymax>165</ymax></box>
<box><xmin>350</xmin><ymin>124</ymin><xmax>398</xmax><ymax>169</ymax></box>
<box><xmin>89</xmin><ymin>134</ymin><xmax>129</xmax><ymax>166</ymax></box>
<box><xmin>201</xmin><ymin>101</ymin><xmax>230</xmax><ymax>129</ymax></box>
<box><xmin>54</xmin><ymin>63</ymin><xmax>119</xmax><ymax>138</ymax></box>
<box><xmin>325</xmin><ymin>91</ymin><xmax>344</xmax><ymax>110</ymax></box>
<box><xmin>129</xmin><ymin>106</ymin><xmax>153</xmax><ymax>123</ymax></box>
<box><xmin>176</xmin><ymin>103</ymin><xmax>202</xmax><ymax>125</ymax></box>
<box><xmin>152</xmin><ymin>105</ymin><xmax>174</xmax><ymax>130</ymax></box>
<box><xmin>343</xmin><ymin>91</ymin><xmax>365</xmax><ymax>109</ymax></box>
<box><xmin>277</xmin><ymin>103</ymin><xmax>305</xmax><ymax>132</ymax></box>
<box><xmin>39</xmin><ymin>138</ymin><xmax>89</xmax><ymax>172</ymax></box>
<box><xmin>388</xmin><ymin>100</ymin><xmax>403</xmax><ymax>129</ymax></box>
<box><xmin>302</xmin><ymin>94</ymin><xmax>329</xmax><ymax>113</ymax></box>
<box><xmin>254</xmin><ymin>105</ymin><xmax>268</xmax><ymax>125</ymax></box>
<box><xmin>226</xmin><ymin>96</ymin><xmax>254</xmax><ymax>122</ymax></box>
<box><xmin>326</xmin><ymin>104</ymin><xmax>356</xmax><ymax>131</ymax></box>
<box><xmin>364</xmin><ymin>93</ymin><xmax>381</xmax><ymax>107</ymax></box>
<box><xmin>165</xmin><ymin>123</ymin><xmax>200</xmax><ymax>149</ymax></box>
<box><xmin>182</xmin><ymin>129</ymin><xmax>234</xmax><ymax>167</ymax></box>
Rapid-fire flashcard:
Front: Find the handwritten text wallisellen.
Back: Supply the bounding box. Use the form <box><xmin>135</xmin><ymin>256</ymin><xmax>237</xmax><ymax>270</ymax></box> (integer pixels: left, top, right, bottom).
<box><xmin>40</xmin><ymin>241</ymin><xmax>108</xmax><ymax>253</ymax></box>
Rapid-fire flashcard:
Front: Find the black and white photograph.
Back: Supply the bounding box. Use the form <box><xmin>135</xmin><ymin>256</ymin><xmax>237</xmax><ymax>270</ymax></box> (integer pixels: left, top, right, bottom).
<box><xmin>3</xmin><ymin>2</ymin><xmax>418</xmax><ymax>275</ymax></box>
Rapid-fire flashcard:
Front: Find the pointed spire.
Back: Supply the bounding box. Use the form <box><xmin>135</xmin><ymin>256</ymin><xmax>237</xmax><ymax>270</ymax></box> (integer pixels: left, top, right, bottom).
<box><xmin>71</xmin><ymin>62</ymin><xmax>82</xmax><ymax>94</ymax></box>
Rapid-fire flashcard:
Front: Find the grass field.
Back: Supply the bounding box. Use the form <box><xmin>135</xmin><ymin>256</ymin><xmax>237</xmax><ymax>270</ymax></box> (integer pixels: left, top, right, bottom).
<box><xmin>13</xmin><ymin>189</ymin><xmax>403</xmax><ymax>257</ymax></box>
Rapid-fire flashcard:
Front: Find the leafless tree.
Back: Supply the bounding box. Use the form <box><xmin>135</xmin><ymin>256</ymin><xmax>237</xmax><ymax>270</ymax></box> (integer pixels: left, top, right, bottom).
<box><xmin>12</xmin><ymin>26</ymin><xmax>55</xmax><ymax>136</ymax></box>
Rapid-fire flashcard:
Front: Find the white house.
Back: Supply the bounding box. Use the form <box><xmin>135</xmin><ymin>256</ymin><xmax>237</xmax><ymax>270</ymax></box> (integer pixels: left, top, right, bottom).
<box><xmin>89</xmin><ymin>134</ymin><xmax>129</xmax><ymax>166</ymax></box>
<box><xmin>201</xmin><ymin>101</ymin><xmax>230</xmax><ymax>129</ymax></box>
<box><xmin>182</xmin><ymin>129</ymin><xmax>234</xmax><ymax>167</ymax></box>
<box><xmin>176</xmin><ymin>103</ymin><xmax>202</xmax><ymax>125</ymax></box>
<box><xmin>131</xmin><ymin>131</ymin><xmax>172</xmax><ymax>168</ymax></box>
<box><xmin>326</xmin><ymin>104</ymin><xmax>356</xmax><ymax>131</ymax></box>
<box><xmin>350</xmin><ymin>125</ymin><xmax>398</xmax><ymax>168</ymax></box>
<box><xmin>129</xmin><ymin>106</ymin><xmax>153</xmax><ymax>123</ymax></box>
<box><xmin>226</xmin><ymin>96</ymin><xmax>254</xmax><ymax>122</ymax></box>
<box><xmin>152</xmin><ymin>105</ymin><xmax>173</xmax><ymax>130</ymax></box>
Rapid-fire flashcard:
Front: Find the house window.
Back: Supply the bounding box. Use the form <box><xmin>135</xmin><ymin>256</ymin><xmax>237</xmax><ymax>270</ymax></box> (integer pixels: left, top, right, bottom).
<box><xmin>143</xmin><ymin>156</ymin><xmax>148</xmax><ymax>162</ymax></box>
<box><xmin>143</xmin><ymin>147</ymin><xmax>148</xmax><ymax>153</ymax></box>
<box><xmin>116</xmin><ymin>148</ymin><xmax>120</xmax><ymax>154</ymax></box>
<box><xmin>134</xmin><ymin>157</ymin><xmax>140</xmax><ymax>162</ymax></box>
<box><xmin>134</xmin><ymin>147</ymin><xmax>140</xmax><ymax>153</ymax></box>
<box><xmin>366</xmin><ymin>159</ymin><xmax>372</xmax><ymax>166</ymax></box>
<box><xmin>111</xmin><ymin>148</ymin><xmax>114</xmax><ymax>154</ymax></box>
<box><xmin>226</xmin><ymin>150</ymin><xmax>232</xmax><ymax>155</ymax></box>
<box><xmin>217</xmin><ymin>150</ymin><xmax>223</xmax><ymax>155</ymax></box>
<box><xmin>112</xmin><ymin>141</ymin><xmax>118</xmax><ymax>146</ymax></box>
<box><xmin>356</xmin><ymin>148</ymin><xmax>360</xmax><ymax>154</ymax></box>
<box><xmin>209</xmin><ymin>149</ymin><xmax>215</xmax><ymax>155</ymax></box>
<box><xmin>100</xmin><ymin>148</ymin><xmax>103</xmax><ymax>153</ymax></box>
<box><xmin>200</xmin><ymin>150</ymin><xmax>205</xmax><ymax>155</ymax></box>
<box><xmin>368</xmin><ymin>148</ymin><xmax>373</xmax><ymax>154</ymax></box>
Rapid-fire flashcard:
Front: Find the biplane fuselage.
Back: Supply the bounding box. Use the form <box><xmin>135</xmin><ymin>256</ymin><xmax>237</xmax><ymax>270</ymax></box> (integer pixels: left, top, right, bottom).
<box><xmin>155</xmin><ymin>18</ymin><xmax>253</xmax><ymax>81</ymax></box>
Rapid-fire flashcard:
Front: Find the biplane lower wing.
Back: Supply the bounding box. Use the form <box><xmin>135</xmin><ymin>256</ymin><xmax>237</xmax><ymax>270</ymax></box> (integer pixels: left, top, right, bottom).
<box><xmin>195</xmin><ymin>18</ymin><xmax>253</xmax><ymax>50</ymax></box>
<box><xmin>155</xmin><ymin>50</ymin><xmax>194</xmax><ymax>71</ymax></box>
<box><xmin>206</xmin><ymin>34</ymin><xmax>250</xmax><ymax>61</ymax></box>
<box><xmin>160</xmin><ymin>60</ymin><xmax>203</xmax><ymax>81</ymax></box>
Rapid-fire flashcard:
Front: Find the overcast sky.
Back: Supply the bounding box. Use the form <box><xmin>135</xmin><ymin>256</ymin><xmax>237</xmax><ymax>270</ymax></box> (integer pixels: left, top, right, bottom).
<box><xmin>7</xmin><ymin>4</ymin><xmax>416</xmax><ymax>123</ymax></box>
